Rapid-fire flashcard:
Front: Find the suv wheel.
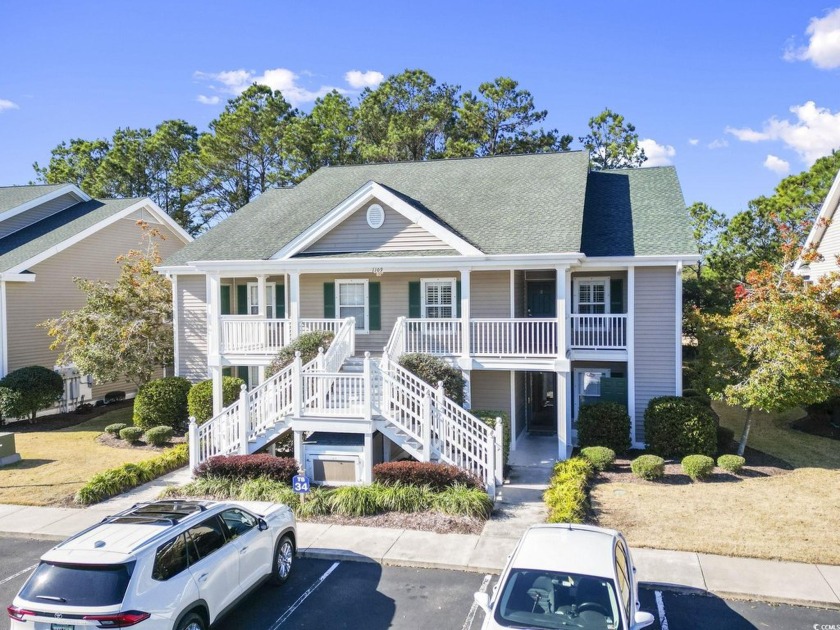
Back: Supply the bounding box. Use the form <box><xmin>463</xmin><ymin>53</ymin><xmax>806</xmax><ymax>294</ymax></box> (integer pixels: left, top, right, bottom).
<box><xmin>177</xmin><ymin>612</ymin><xmax>206</xmax><ymax>630</ymax></box>
<box><xmin>271</xmin><ymin>534</ymin><xmax>294</xmax><ymax>585</ymax></box>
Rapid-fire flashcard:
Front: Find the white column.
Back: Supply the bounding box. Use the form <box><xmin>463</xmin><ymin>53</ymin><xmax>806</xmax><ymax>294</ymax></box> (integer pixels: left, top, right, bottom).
<box><xmin>207</xmin><ymin>274</ymin><xmax>221</xmax><ymax>360</ymax></box>
<box><xmin>462</xmin><ymin>369</ymin><xmax>471</xmax><ymax>410</ymax></box>
<box><xmin>557</xmin><ymin>371</ymin><xmax>571</xmax><ymax>460</ymax></box>
<box><xmin>170</xmin><ymin>275</ymin><xmax>180</xmax><ymax>377</ymax></box>
<box><xmin>211</xmin><ymin>365</ymin><xmax>223</xmax><ymax>417</ymax></box>
<box><xmin>627</xmin><ymin>267</ymin><xmax>637</xmax><ymax>447</ymax></box>
<box><xmin>555</xmin><ymin>266</ymin><xmax>569</xmax><ymax>360</ymax></box>
<box><xmin>510</xmin><ymin>371</ymin><xmax>517</xmax><ymax>451</ymax></box>
<box><xmin>460</xmin><ymin>268</ymin><xmax>471</xmax><ymax>360</ymax></box>
<box><xmin>257</xmin><ymin>365</ymin><xmax>266</xmax><ymax>386</ymax></box>
<box><xmin>293</xmin><ymin>431</ymin><xmax>304</xmax><ymax>469</ymax></box>
<box><xmin>289</xmin><ymin>271</ymin><xmax>301</xmax><ymax>338</ymax></box>
<box><xmin>257</xmin><ymin>274</ymin><xmax>267</xmax><ymax>318</ymax></box>
<box><xmin>363</xmin><ymin>433</ymin><xmax>374</xmax><ymax>483</ymax></box>
<box><xmin>509</xmin><ymin>269</ymin><xmax>515</xmax><ymax>317</ymax></box>
<box><xmin>238</xmin><ymin>384</ymin><xmax>250</xmax><ymax>455</ymax></box>
<box><xmin>675</xmin><ymin>262</ymin><xmax>683</xmax><ymax>395</ymax></box>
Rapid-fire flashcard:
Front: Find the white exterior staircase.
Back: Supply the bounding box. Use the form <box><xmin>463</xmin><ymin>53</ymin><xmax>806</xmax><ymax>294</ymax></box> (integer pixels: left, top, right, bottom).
<box><xmin>189</xmin><ymin>318</ymin><xmax>503</xmax><ymax>495</ymax></box>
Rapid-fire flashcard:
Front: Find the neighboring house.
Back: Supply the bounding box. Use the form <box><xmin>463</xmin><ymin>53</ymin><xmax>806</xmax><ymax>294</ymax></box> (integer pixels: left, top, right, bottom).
<box><xmin>796</xmin><ymin>168</ymin><xmax>840</xmax><ymax>281</ymax></box>
<box><xmin>159</xmin><ymin>151</ymin><xmax>698</xmax><ymax>491</ymax></box>
<box><xmin>0</xmin><ymin>183</ymin><xmax>192</xmax><ymax>411</ymax></box>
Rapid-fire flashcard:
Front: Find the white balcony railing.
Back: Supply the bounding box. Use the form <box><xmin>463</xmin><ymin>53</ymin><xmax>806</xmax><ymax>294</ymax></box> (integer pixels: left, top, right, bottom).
<box><xmin>220</xmin><ymin>318</ymin><xmax>291</xmax><ymax>354</ymax></box>
<box><xmin>470</xmin><ymin>318</ymin><xmax>558</xmax><ymax>356</ymax></box>
<box><xmin>403</xmin><ymin>319</ymin><xmax>462</xmax><ymax>355</ymax></box>
<box><xmin>570</xmin><ymin>314</ymin><xmax>627</xmax><ymax>349</ymax></box>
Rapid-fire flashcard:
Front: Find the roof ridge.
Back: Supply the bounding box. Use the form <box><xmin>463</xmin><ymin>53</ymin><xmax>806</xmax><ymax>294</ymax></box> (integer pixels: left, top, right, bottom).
<box><xmin>0</xmin><ymin>183</ymin><xmax>68</xmax><ymax>190</ymax></box>
<box><xmin>319</xmin><ymin>150</ymin><xmax>588</xmax><ymax>170</ymax></box>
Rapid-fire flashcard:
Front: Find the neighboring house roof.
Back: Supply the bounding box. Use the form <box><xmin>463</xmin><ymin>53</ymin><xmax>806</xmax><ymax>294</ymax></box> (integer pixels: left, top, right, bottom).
<box><xmin>0</xmin><ymin>184</ymin><xmax>71</xmax><ymax>214</ymax></box>
<box><xmin>163</xmin><ymin>151</ymin><xmax>697</xmax><ymax>267</ymax></box>
<box><xmin>0</xmin><ymin>198</ymin><xmax>141</xmax><ymax>272</ymax></box>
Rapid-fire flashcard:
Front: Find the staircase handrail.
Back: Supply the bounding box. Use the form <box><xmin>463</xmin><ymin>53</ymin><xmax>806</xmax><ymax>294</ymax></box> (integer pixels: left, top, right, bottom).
<box><xmin>383</xmin><ymin>316</ymin><xmax>407</xmax><ymax>360</ymax></box>
<box><xmin>321</xmin><ymin>317</ymin><xmax>356</xmax><ymax>373</ymax></box>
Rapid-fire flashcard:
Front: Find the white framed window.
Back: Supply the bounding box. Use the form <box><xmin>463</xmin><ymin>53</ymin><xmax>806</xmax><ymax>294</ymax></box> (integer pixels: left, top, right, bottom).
<box><xmin>422</xmin><ymin>278</ymin><xmax>456</xmax><ymax>319</ymax></box>
<box><xmin>575</xmin><ymin>278</ymin><xmax>609</xmax><ymax>314</ymax></box>
<box><xmin>246</xmin><ymin>282</ymin><xmax>276</xmax><ymax>318</ymax></box>
<box><xmin>336</xmin><ymin>279</ymin><xmax>368</xmax><ymax>333</ymax></box>
<box><xmin>574</xmin><ymin>368</ymin><xmax>611</xmax><ymax>420</ymax></box>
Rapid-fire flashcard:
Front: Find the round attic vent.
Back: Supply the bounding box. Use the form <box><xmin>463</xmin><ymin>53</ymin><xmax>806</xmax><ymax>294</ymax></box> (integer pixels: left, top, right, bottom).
<box><xmin>367</xmin><ymin>204</ymin><xmax>385</xmax><ymax>229</ymax></box>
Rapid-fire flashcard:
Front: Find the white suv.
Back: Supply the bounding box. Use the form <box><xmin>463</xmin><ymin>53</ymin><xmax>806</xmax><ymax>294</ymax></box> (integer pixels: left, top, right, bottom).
<box><xmin>8</xmin><ymin>499</ymin><xmax>296</xmax><ymax>630</ymax></box>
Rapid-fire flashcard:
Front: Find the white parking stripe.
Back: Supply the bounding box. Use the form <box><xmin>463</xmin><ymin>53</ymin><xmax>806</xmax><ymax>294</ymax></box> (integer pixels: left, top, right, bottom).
<box><xmin>655</xmin><ymin>590</ymin><xmax>669</xmax><ymax>630</ymax></box>
<box><xmin>0</xmin><ymin>564</ymin><xmax>37</xmax><ymax>586</ymax></box>
<box><xmin>267</xmin><ymin>561</ymin><xmax>340</xmax><ymax>629</ymax></box>
<box><xmin>462</xmin><ymin>574</ymin><xmax>492</xmax><ymax>630</ymax></box>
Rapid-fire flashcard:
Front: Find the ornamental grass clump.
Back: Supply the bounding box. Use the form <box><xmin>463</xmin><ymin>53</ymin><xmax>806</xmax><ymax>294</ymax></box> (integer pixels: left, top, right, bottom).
<box><xmin>431</xmin><ymin>484</ymin><xmax>493</xmax><ymax>519</ymax></box>
<box><xmin>580</xmin><ymin>446</ymin><xmax>616</xmax><ymax>472</ymax></box>
<box><xmin>717</xmin><ymin>454</ymin><xmax>746</xmax><ymax>474</ymax></box>
<box><xmin>630</xmin><ymin>455</ymin><xmax>665</xmax><ymax>480</ymax></box>
<box><xmin>682</xmin><ymin>454</ymin><xmax>715</xmax><ymax>480</ymax></box>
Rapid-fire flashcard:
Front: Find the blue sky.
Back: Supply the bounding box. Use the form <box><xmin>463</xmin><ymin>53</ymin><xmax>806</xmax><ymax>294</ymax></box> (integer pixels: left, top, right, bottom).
<box><xmin>1</xmin><ymin>1</ymin><xmax>839</xmax><ymax>216</ymax></box>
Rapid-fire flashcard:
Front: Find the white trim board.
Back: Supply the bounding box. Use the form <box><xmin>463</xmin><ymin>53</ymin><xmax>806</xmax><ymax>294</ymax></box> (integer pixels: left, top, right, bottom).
<box><xmin>5</xmin><ymin>199</ymin><xmax>192</xmax><ymax>275</ymax></box>
<box><xmin>271</xmin><ymin>181</ymin><xmax>484</xmax><ymax>259</ymax></box>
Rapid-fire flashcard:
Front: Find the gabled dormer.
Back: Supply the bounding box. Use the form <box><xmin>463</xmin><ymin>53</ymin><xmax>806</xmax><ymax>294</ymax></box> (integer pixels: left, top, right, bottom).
<box><xmin>0</xmin><ymin>184</ymin><xmax>90</xmax><ymax>240</ymax></box>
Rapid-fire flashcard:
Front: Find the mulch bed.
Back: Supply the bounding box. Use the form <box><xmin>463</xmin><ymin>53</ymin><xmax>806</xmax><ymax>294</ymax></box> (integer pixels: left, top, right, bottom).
<box><xmin>302</xmin><ymin>511</ymin><xmax>486</xmax><ymax>535</ymax></box>
<box><xmin>594</xmin><ymin>449</ymin><xmax>791</xmax><ymax>488</ymax></box>
<box><xmin>2</xmin><ymin>400</ymin><xmax>134</xmax><ymax>433</ymax></box>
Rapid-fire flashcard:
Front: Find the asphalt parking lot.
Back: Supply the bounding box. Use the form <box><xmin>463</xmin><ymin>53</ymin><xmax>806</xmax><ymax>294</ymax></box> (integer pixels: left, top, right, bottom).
<box><xmin>2</xmin><ymin>536</ymin><xmax>839</xmax><ymax>629</ymax></box>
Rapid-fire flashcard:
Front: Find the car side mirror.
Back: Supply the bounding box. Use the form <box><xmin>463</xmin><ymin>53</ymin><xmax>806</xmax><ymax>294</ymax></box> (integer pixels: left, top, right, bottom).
<box><xmin>258</xmin><ymin>518</ymin><xmax>269</xmax><ymax>531</ymax></box>
<box><xmin>632</xmin><ymin>610</ymin><xmax>655</xmax><ymax>629</ymax></box>
<box><xmin>473</xmin><ymin>591</ymin><xmax>490</xmax><ymax>614</ymax></box>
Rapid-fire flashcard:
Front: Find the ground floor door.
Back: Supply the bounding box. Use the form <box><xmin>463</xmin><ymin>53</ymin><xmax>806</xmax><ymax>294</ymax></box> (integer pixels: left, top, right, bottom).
<box><xmin>526</xmin><ymin>371</ymin><xmax>557</xmax><ymax>433</ymax></box>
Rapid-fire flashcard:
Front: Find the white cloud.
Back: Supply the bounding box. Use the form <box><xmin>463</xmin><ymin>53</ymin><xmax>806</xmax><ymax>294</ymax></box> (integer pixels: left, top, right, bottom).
<box><xmin>639</xmin><ymin>138</ymin><xmax>676</xmax><ymax>167</ymax></box>
<box><xmin>194</xmin><ymin>67</ymin><xmax>345</xmax><ymax>106</ymax></box>
<box><xmin>196</xmin><ymin>94</ymin><xmax>220</xmax><ymax>105</ymax></box>
<box><xmin>725</xmin><ymin>101</ymin><xmax>840</xmax><ymax>164</ymax></box>
<box><xmin>344</xmin><ymin>70</ymin><xmax>384</xmax><ymax>89</ymax></box>
<box><xmin>688</xmin><ymin>138</ymin><xmax>699</xmax><ymax>146</ymax></box>
<box><xmin>764</xmin><ymin>154</ymin><xmax>791</xmax><ymax>175</ymax></box>
<box><xmin>785</xmin><ymin>8</ymin><xmax>840</xmax><ymax>69</ymax></box>
<box><xmin>0</xmin><ymin>98</ymin><xmax>19</xmax><ymax>113</ymax></box>
<box><xmin>708</xmin><ymin>138</ymin><xmax>729</xmax><ymax>149</ymax></box>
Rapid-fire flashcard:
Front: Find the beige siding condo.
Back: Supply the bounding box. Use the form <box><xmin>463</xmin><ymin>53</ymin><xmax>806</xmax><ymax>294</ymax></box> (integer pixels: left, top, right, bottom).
<box><xmin>159</xmin><ymin>152</ymin><xmax>698</xmax><ymax>493</ymax></box>
<box><xmin>0</xmin><ymin>184</ymin><xmax>192</xmax><ymax>411</ymax></box>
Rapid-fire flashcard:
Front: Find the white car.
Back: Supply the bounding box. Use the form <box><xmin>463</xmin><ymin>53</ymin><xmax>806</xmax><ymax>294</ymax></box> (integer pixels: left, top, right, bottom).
<box><xmin>474</xmin><ymin>524</ymin><xmax>655</xmax><ymax>630</ymax></box>
<box><xmin>7</xmin><ymin>499</ymin><xmax>296</xmax><ymax>630</ymax></box>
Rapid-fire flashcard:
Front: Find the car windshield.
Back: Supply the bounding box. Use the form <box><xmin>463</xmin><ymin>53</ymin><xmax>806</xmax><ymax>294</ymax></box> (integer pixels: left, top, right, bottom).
<box><xmin>19</xmin><ymin>561</ymin><xmax>134</xmax><ymax>607</ymax></box>
<box><xmin>493</xmin><ymin>568</ymin><xmax>623</xmax><ymax>630</ymax></box>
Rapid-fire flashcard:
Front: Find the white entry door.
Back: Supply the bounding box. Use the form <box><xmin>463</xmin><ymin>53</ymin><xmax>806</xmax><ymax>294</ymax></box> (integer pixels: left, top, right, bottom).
<box><xmin>573</xmin><ymin>368</ymin><xmax>611</xmax><ymax>420</ymax></box>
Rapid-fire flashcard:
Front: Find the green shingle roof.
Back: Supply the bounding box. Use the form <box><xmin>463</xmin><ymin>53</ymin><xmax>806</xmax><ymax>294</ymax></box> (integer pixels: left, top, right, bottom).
<box><xmin>0</xmin><ymin>197</ymin><xmax>140</xmax><ymax>272</ymax></box>
<box><xmin>0</xmin><ymin>184</ymin><xmax>69</xmax><ymax>215</ymax></box>
<box><xmin>163</xmin><ymin>152</ymin><xmax>697</xmax><ymax>266</ymax></box>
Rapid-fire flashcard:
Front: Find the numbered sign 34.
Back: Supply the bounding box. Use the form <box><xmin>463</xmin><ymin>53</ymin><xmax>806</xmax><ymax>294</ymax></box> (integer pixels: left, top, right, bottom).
<box><xmin>292</xmin><ymin>475</ymin><xmax>311</xmax><ymax>494</ymax></box>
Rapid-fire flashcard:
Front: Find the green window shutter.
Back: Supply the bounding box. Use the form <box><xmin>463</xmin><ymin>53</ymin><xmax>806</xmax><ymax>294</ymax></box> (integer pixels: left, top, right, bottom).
<box><xmin>220</xmin><ymin>285</ymin><xmax>231</xmax><ymax>316</ymax></box>
<box><xmin>456</xmin><ymin>280</ymin><xmax>461</xmax><ymax>318</ymax></box>
<box><xmin>408</xmin><ymin>281</ymin><xmax>421</xmax><ymax>318</ymax></box>
<box><xmin>222</xmin><ymin>367</ymin><xmax>232</xmax><ymax>378</ymax></box>
<box><xmin>610</xmin><ymin>279</ymin><xmax>624</xmax><ymax>314</ymax></box>
<box><xmin>275</xmin><ymin>285</ymin><xmax>285</xmax><ymax>318</ymax></box>
<box><xmin>369</xmin><ymin>282</ymin><xmax>381</xmax><ymax>330</ymax></box>
<box><xmin>324</xmin><ymin>282</ymin><xmax>336</xmax><ymax>318</ymax></box>
<box><xmin>237</xmin><ymin>284</ymin><xmax>248</xmax><ymax>315</ymax></box>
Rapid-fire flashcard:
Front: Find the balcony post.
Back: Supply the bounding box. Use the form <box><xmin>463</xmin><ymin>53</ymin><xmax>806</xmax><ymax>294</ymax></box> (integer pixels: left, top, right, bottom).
<box><xmin>363</xmin><ymin>351</ymin><xmax>373</xmax><ymax>421</ymax></box>
<box><xmin>208</xmin><ymin>273</ymin><xmax>222</xmax><ymax>357</ymax></box>
<box><xmin>557</xmin><ymin>370</ymin><xmax>572</xmax><ymax>460</ymax></box>
<box><xmin>289</xmin><ymin>271</ymin><xmax>301</xmax><ymax>339</ymax></box>
<box><xmin>627</xmin><ymin>266</ymin><xmax>636</xmax><ymax>446</ymax></box>
<box><xmin>494</xmin><ymin>416</ymin><xmax>504</xmax><ymax>486</ymax></box>
<box><xmin>460</xmin><ymin>269</ymin><xmax>471</xmax><ymax>360</ymax></box>
<box><xmin>211</xmin><ymin>365</ymin><xmax>223</xmax><ymax>417</ymax></box>
<box><xmin>555</xmin><ymin>266</ymin><xmax>569</xmax><ymax>360</ymax></box>
<box><xmin>257</xmin><ymin>274</ymin><xmax>267</xmax><ymax>318</ymax></box>
<box><xmin>292</xmin><ymin>351</ymin><xmax>303</xmax><ymax>417</ymax></box>
<box><xmin>188</xmin><ymin>416</ymin><xmax>199</xmax><ymax>471</ymax></box>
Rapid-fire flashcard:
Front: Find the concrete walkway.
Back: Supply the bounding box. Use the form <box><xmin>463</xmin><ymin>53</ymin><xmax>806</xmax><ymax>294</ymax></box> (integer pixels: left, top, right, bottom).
<box><xmin>1</xmin><ymin>442</ymin><xmax>839</xmax><ymax>610</ymax></box>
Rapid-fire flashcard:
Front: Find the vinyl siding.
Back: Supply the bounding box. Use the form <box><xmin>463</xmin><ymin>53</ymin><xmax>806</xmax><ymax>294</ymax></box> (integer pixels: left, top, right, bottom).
<box><xmin>811</xmin><ymin>219</ymin><xmax>840</xmax><ymax>279</ymax></box>
<box><xmin>0</xmin><ymin>193</ymin><xmax>80</xmax><ymax>240</ymax></box>
<box><xmin>633</xmin><ymin>266</ymin><xmax>677</xmax><ymax>443</ymax></box>
<box><xmin>471</xmin><ymin>271</ymin><xmax>512</xmax><ymax>317</ymax></box>
<box><xmin>4</xmin><ymin>217</ymin><xmax>185</xmax><ymax>398</ymax></box>
<box><xmin>471</xmin><ymin>370</ymin><xmax>512</xmax><ymax>415</ymax></box>
<box><xmin>303</xmin><ymin>200</ymin><xmax>450</xmax><ymax>254</ymax></box>
<box><xmin>176</xmin><ymin>275</ymin><xmax>208</xmax><ymax>382</ymax></box>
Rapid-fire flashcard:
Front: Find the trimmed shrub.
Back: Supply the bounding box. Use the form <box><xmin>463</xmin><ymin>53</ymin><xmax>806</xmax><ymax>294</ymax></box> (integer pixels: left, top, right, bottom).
<box><xmin>373</xmin><ymin>461</ymin><xmax>482</xmax><ymax>491</ymax></box>
<box><xmin>75</xmin><ymin>402</ymin><xmax>94</xmax><ymax>414</ymax></box>
<box><xmin>717</xmin><ymin>426</ymin><xmax>735</xmax><ymax>453</ymax></box>
<box><xmin>682</xmin><ymin>389</ymin><xmax>711</xmax><ymax>406</ymax></box>
<box><xmin>266</xmin><ymin>330</ymin><xmax>334</xmax><ymax>377</ymax></box>
<box><xmin>398</xmin><ymin>353</ymin><xmax>465</xmax><ymax>404</ymax></box>
<box><xmin>133</xmin><ymin>377</ymin><xmax>192</xmax><ymax>431</ymax></box>
<box><xmin>105</xmin><ymin>423</ymin><xmax>128</xmax><ymax>437</ymax></box>
<box><xmin>717</xmin><ymin>454</ymin><xmax>746</xmax><ymax>474</ymax></box>
<box><xmin>631</xmin><ymin>455</ymin><xmax>665</xmax><ymax>480</ymax></box>
<box><xmin>119</xmin><ymin>426</ymin><xmax>144</xmax><ymax>442</ymax></box>
<box><xmin>0</xmin><ymin>365</ymin><xmax>64</xmax><ymax>422</ymax></box>
<box><xmin>682</xmin><ymin>454</ymin><xmax>715</xmax><ymax>480</ymax></box>
<box><xmin>144</xmin><ymin>426</ymin><xmax>174</xmax><ymax>447</ymax></box>
<box><xmin>75</xmin><ymin>444</ymin><xmax>188</xmax><ymax>505</ymax></box>
<box><xmin>104</xmin><ymin>391</ymin><xmax>126</xmax><ymax>404</ymax></box>
<box><xmin>194</xmin><ymin>454</ymin><xmax>299</xmax><ymax>483</ymax></box>
<box><xmin>644</xmin><ymin>396</ymin><xmax>717</xmax><ymax>458</ymax></box>
<box><xmin>580</xmin><ymin>446</ymin><xmax>616</xmax><ymax>472</ymax></box>
<box><xmin>544</xmin><ymin>458</ymin><xmax>593</xmax><ymax>523</ymax></box>
<box><xmin>472</xmin><ymin>410</ymin><xmax>510</xmax><ymax>469</ymax></box>
<box><xmin>577</xmin><ymin>402</ymin><xmax>631</xmax><ymax>455</ymax></box>
<box><xmin>187</xmin><ymin>376</ymin><xmax>246</xmax><ymax>425</ymax></box>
